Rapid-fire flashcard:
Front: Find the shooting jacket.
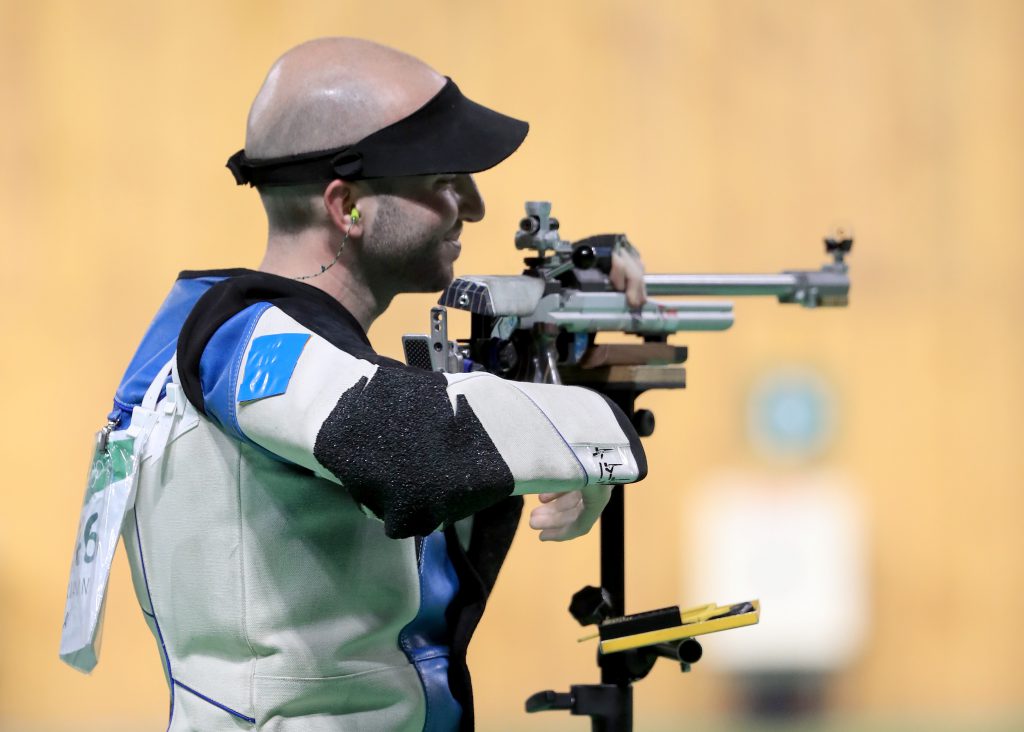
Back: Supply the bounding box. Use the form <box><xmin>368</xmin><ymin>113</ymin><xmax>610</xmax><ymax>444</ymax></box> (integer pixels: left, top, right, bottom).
<box><xmin>112</xmin><ymin>269</ymin><xmax>646</xmax><ymax>731</ymax></box>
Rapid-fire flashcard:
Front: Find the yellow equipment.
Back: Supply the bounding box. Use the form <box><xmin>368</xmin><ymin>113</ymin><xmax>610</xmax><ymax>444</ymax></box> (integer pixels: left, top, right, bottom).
<box><xmin>597</xmin><ymin>600</ymin><xmax>760</xmax><ymax>656</ymax></box>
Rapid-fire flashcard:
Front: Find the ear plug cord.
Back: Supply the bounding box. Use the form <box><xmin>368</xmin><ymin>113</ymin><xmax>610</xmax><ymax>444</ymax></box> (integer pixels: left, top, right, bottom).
<box><xmin>294</xmin><ymin>207</ymin><xmax>359</xmax><ymax>281</ymax></box>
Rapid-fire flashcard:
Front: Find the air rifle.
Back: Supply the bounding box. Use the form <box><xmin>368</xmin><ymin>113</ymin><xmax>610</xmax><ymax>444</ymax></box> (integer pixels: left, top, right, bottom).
<box><xmin>403</xmin><ymin>201</ymin><xmax>852</xmax><ymax>731</ymax></box>
<box><xmin>407</xmin><ymin>200</ymin><xmax>851</xmax><ymax>381</ymax></box>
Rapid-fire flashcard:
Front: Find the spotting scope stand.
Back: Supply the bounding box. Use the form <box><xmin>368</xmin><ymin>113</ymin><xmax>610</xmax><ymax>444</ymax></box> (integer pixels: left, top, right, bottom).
<box><xmin>524</xmin><ymin>377</ymin><xmax>686</xmax><ymax>732</ymax></box>
<box><xmin>523</xmin><ymin>365</ymin><xmax>763</xmax><ymax>732</ymax></box>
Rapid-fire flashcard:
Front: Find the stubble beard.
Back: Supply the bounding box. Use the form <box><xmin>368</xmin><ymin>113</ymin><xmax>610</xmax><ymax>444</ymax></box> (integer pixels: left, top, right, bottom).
<box><xmin>364</xmin><ymin>195</ymin><xmax>456</xmax><ymax>293</ymax></box>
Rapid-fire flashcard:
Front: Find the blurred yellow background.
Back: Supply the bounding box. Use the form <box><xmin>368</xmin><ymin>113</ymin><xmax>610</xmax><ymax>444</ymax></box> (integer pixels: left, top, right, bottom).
<box><xmin>1</xmin><ymin>0</ymin><xmax>1022</xmax><ymax>730</ymax></box>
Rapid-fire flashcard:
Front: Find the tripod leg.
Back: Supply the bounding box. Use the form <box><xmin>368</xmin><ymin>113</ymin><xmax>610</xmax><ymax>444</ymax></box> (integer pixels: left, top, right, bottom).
<box><xmin>600</xmin><ymin>485</ymin><xmax>626</xmax><ymax>623</ymax></box>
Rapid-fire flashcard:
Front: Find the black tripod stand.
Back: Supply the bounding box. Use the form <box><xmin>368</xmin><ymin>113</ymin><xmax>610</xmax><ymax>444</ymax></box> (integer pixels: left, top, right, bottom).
<box><xmin>525</xmin><ymin>361</ymin><xmax>701</xmax><ymax>731</ymax></box>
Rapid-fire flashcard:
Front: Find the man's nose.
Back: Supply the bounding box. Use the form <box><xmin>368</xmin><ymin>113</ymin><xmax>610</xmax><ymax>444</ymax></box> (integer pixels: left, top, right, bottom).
<box><xmin>456</xmin><ymin>175</ymin><xmax>485</xmax><ymax>222</ymax></box>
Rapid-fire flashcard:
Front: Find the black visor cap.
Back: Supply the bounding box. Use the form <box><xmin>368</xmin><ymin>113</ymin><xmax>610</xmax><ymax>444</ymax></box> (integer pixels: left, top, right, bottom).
<box><xmin>227</xmin><ymin>78</ymin><xmax>529</xmax><ymax>187</ymax></box>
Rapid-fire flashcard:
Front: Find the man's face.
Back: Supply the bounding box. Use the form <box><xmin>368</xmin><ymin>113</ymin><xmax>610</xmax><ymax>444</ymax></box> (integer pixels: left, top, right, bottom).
<box><xmin>359</xmin><ymin>174</ymin><xmax>484</xmax><ymax>293</ymax></box>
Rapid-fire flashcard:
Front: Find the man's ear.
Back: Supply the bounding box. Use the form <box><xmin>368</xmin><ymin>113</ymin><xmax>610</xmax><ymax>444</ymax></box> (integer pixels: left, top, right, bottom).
<box><xmin>324</xmin><ymin>179</ymin><xmax>364</xmax><ymax>238</ymax></box>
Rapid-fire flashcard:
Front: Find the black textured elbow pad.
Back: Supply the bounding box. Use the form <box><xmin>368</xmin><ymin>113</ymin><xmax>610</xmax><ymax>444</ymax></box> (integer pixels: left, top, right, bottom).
<box><xmin>313</xmin><ymin>369</ymin><xmax>515</xmax><ymax>539</ymax></box>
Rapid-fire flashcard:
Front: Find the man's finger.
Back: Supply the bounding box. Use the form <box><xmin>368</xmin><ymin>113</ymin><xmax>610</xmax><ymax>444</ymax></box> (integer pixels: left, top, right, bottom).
<box><xmin>530</xmin><ymin>493</ymin><xmax>584</xmax><ymax>517</ymax></box>
<box><xmin>608</xmin><ymin>261</ymin><xmax>627</xmax><ymax>293</ymax></box>
<box><xmin>538</xmin><ymin>491</ymin><xmax>584</xmax><ymax>511</ymax></box>
<box><xmin>611</xmin><ymin>250</ymin><xmax>647</xmax><ymax>309</ymax></box>
<box><xmin>530</xmin><ymin>511</ymin><xmax>580</xmax><ymax>531</ymax></box>
<box><xmin>529</xmin><ymin>503</ymin><xmax>583</xmax><ymax>530</ymax></box>
<box><xmin>529</xmin><ymin>507</ymin><xmax>583</xmax><ymax>528</ymax></box>
<box><xmin>626</xmin><ymin>266</ymin><xmax>647</xmax><ymax>309</ymax></box>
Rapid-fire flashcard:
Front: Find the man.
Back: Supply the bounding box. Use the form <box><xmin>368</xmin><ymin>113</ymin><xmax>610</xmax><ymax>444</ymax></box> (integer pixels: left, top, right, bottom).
<box><xmin>114</xmin><ymin>38</ymin><xmax>648</xmax><ymax>731</ymax></box>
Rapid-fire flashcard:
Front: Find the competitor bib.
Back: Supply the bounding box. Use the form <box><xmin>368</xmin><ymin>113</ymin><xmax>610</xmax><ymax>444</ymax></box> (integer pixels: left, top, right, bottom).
<box><xmin>59</xmin><ymin>425</ymin><xmax>143</xmax><ymax>672</ymax></box>
<box><xmin>59</xmin><ymin>358</ymin><xmax>189</xmax><ymax>673</ymax></box>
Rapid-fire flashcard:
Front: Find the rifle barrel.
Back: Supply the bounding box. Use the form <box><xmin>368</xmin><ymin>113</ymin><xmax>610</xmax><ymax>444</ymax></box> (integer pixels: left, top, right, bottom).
<box><xmin>645</xmin><ymin>268</ymin><xmax>850</xmax><ymax>307</ymax></box>
<box><xmin>644</xmin><ymin>273</ymin><xmax>798</xmax><ymax>297</ymax></box>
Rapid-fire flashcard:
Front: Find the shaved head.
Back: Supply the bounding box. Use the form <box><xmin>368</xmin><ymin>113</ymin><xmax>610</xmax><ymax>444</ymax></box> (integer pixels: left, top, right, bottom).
<box><xmin>246</xmin><ymin>38</ymin><xmax>445</xmax><ymax>232</ymax></box>
<box><xmin>246</xmin><ymin>37</ymin><xmax>444</xmax><ymax>158</ymax></box>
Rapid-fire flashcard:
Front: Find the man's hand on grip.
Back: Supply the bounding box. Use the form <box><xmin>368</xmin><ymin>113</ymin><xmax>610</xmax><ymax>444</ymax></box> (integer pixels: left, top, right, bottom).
<box><xmin>528</xmin><ymin>485</ymin><xmax>612</xmax><ymax>542</ymax></box>
<box><xmin>608</xmin><ymin>242</ymin><xmax>647</xmax><ymax>309</ymax></box>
